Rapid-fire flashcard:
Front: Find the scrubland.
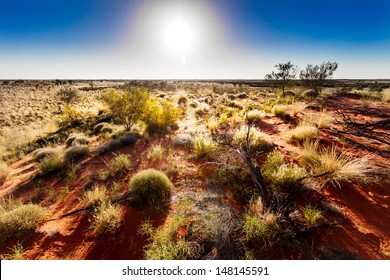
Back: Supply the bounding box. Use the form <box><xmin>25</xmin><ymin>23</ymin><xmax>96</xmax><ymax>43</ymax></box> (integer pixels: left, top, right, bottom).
<box><xmin>0</xmin><ymin>79</ymin><xmax>389</xmax><ymax>260</ymax></box>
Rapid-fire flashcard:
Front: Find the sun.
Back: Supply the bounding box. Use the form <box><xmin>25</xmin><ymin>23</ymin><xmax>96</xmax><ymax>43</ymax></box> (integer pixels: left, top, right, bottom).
<box><xmin>163</xmin><ymin>19</ymin><xmax>195</xmax><ymax>52</ymax></box>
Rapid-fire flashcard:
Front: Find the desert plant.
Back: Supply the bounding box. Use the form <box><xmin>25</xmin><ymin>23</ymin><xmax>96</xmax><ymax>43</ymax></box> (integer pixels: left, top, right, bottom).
<box><xmin>91</xmin><ymin>202</ymin><xmax>121</xmax><ymax>235</ymax></box>
<box><xmin>302</xmin><ymin>89</ymin><xmax>319</xmax><ymax>98</ymax></box>
<box><xmin>271</xmin><ymin>104</ymin><xmax>288</xmax><ymax>118</ymax></box>
<box><xmin>143</xmin><ymin>98</ymin><xmax>182</xmax><ymax>133</ymax></box>
<box><xmin>83</xmin><ymin>184</ymin><xmax>109</xmax><ymax>208</ymax></box>
<box><xmin>39</xmin><ymin>154</ymin><xmax>65</xmax><ymax>175</ymax></box>
<box><xmin>0</xmin><ymin>163</ymin><xmax>10</xmax><ymax>184</ymax></box>
<box><xmin>242</xmin><ymin>210</ymin><xmax>279</xmax><ymax>245</ymax></box>
<box><xmin>149</xmin><ymin>144</ymin><xmax>166</xmax><ymax>161</ymax></box>
<box><xmin>265</xmin><ymin>61</ymin><xmax>297</xmax><ymax>94</ymax></box>
<box><xmin>193</xmin><ymin>135</ymin><xmax>218</xmax><ymax>159</ymax></box>
<box><xmin>262</xmin><ymin>150</ymin><xmax>307</xmax><ymax>189</ymax></box>
<box><xmin>0</xmin><ymin>242</ymin><xmax>24</xmax><ymax>260</ymax></box>
<box><xmin>64</xmin><ymin>145</ymin><xmax>89</xmax><ymax>162</ymax></box>
<box><xmin>299</xmin><ymin>141</ymin><xmax>374</xmax><ymax>188</ymax></box>
<box><xmin>106</xmin><ymin>153</ymin><xmax>131</xmax><ymax>176</ymax></box>
<box><xmin>300</xmin><ymin>62</ymin><xmax>338</xmax><ymax>95</ymax></box>
<box><xmin>246</xmin><ymin>110</ymin><xmax>264</xmax><ymax>123</ymax></box>
<box><xmin>0</xmin><ymin>204</ymin><xmax>47</xmax><ymax>244</ymax></box>
<box><xmin>285</xmin><ymin>124</ymin><xmax>318</xmax><ymax>143</ymax></box>
<box><xmin>317</xmin><ymin>112</ymin><xmax>334</xmax><ymax>128</ymax></box>
<box><xmin>177</xmin><ymin>95</ymin><xmax>188</xmax><ymax>108</ymax></box>
<box><xmin>33</xmin><ymin>148</ymin><xmax>61</xmax><ymax>162</ymax></box>
<box><xmin>300</xmin><ymin>205</ymin><xmax>323</xmax><ymax>225</ymax></box>
<box><xmin>382</xmin><ymin>90</ymin><xmax>390</xmax><ymax>103</ymax></box>
<box><xmin>233</xmin><ymin>126</ymin><xmax>270</xmax><ymax>152</ymax></box>
<box><xmin>129</xmin><ymin>169</ymin><xmax>173</xmax><ymax>208</ymax></box>
<box><xmin>65</xmin><ymin>133</ymin><xmax>89</xmax><ymax>147</ymax></box>
<box><xmin>101</xmin><ymin>88</ymin><xmax>151</xmax><ymax>130</ymax></box>
<box><xmin>57</xmin><ymin>88</ymin><xmax>79</xmax><ymax>103</ymax></box>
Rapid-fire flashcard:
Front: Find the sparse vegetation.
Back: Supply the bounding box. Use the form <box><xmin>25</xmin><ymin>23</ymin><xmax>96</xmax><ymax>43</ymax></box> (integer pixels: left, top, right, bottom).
<box><xmin>149</xmin><ymin>144</ymin><xmax>166</xmax><ymax>161</ymax></box>
<box><xmin>64</xmin><ymin>145</ymin><xmax>89</xmax><ymax>162</ymax></box>
<box><xmin>299</xmin><ymin>141</ymin><xmax>373</xmax><ymax>188</ymax></box>
<box><xmin>286</xmin><ymin>124</ymin><xmax>318</xmax><ymax>143</ymax></box>
<box><xmin>106</xmin><ymin>153</ymin><xmax>131</xmax><ymax>177</ymax></box>
<box><xmin>39</xmin><ymin>154</ymin><xmax>65</xmax><ymax>175</ymax></box>
<box><xmin>271</xmin><ymin>104</ymin><xmax>288</xmax><ymax>118</ymax></box>
<box><xmin>101</xmin><ymin>88</ymin><xmax>151</xmax><ymax>130</ymax></box>
<box><xmin>129</xmin><ymin>169</ymin><xmax>173</xmax><ymax>208</ymax></box>
<box><xmin>0</xmin><ymin>163</ymin><xmax>10</xmax><ymax>184</ymax></box>
<box><xmin>300</xmin><ymin>62</ymin><xmax>338</xmax><ymax>95</ymax></box>
<box><xmin>193</xmin><ymin>135</ymin><xmax>218</xmax><ymax>159</ymax></box>
<box><xmin>233</xmin><ymin>126</ymin><xmax>271</xmax><ymax>152</ymax></box>
<box><xmin>0</xmin><ymin>203</ymin><xmax>47</xmax><ymax>244</ymax></box>
<box><xmin>91</xmin><ymin>202</ymin><xmax>121</xmax><ymax>235</ymax></box>
<box><xmin>265</xmin><ymin>61</ymin><xmax>297</xmax><ymax>94</ymax></box>
<box><xmin>83</xmin><ymin>184</ymin><xmax>109</xmax><ymax>208</ymax></box>
<box><xmin>300</xmin><ymin>205</ymin><xmax>323</xmax><ymax>225</ymax></box>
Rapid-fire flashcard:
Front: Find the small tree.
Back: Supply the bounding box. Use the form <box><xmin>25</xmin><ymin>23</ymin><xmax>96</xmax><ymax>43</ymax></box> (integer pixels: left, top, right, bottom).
<box><xmin>101</xmin><ymin>88</ymin><xmax>151</xmax><ymax>131</ymax></box>
<box><xmin>265</xmin><ymin>61</ymin><xmax>297</xmax><ymax>94</ymax></box>
<box><xmin>299</xmin><ymin>62</ymin><xmax>338</xmax><ymax>95</ymax></box>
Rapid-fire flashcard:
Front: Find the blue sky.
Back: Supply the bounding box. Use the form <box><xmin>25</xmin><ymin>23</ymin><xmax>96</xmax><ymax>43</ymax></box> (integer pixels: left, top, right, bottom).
<box><xmin>0</xmin><ymin>0</ymin><xmax>389</xmax><ymax>79</ymax></box>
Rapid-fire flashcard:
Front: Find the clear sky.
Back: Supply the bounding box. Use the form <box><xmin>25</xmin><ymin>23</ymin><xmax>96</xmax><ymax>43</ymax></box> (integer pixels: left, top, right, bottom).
<box><xmin>0</xmin><ymin>0</ymin><xmax>389</xmax><ymax>79</ymax></box>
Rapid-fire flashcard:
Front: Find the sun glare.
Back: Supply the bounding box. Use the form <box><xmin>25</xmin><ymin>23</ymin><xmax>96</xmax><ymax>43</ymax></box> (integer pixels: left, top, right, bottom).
<box><xmin>163</xmin><ymin>19</ymin><xmax>195</xmax><ymax>52</ymax></box>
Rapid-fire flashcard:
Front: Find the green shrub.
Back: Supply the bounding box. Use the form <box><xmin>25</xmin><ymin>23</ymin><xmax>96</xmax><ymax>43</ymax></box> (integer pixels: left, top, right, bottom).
<box><xmin>129</xmin><ymin>169</ymin><xmax>173</xmax><ymax>208</ymax></box>
<box><xmin>101</xmin><ymin>88</ymin><xmax>151</xmax><ymax>130</ymax></box>
<box><xmin>0</xmin><ymin>163</ymin><xmax>10</xmax><ymax>184</ymax></box>
<box><xmin>193</xmin><ymin>135</ymin><xmax>218</xmax><ymax>159</ymax></box>
<box><xmin>39</xmin><ymin>154</ymin><xmax>65</xmax><ymax>175</ymax></box>
<box><xmin>91</xmin><ymin>202</ymin><xmax>121</xmax><ymax>235</ymax></box>
<box><xmin>143</xmin><ymin>98</ymin><xmax>182</xmax><ymax>133</ymax></box>
<box><xmin>0</xmin><ymin>204</ymin><xmax>47</xmax><ymax>244</ymax></box>
<box><xmin>242</xmin><ymin>211</ymin><xmax>279</xmax><ymax>244</ymax></box>
<box><xmin>64</xmin><ymin>145</ymin><xmax>89</xmax><ymax>162</ymax></box>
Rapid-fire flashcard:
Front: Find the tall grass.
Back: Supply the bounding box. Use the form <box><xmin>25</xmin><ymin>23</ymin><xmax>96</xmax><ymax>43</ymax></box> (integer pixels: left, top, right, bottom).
<box><xmin>299</xmin><ymin>140</ymin><xmax>374</xmax><ymax>187</ymax></box>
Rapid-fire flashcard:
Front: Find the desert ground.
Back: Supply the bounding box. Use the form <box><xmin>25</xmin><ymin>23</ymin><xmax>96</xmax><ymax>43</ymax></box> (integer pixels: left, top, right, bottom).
<box><xmin>0</xmin><ymin>79</ymin><xmax>389</xmax><ymax>260</ymax></box>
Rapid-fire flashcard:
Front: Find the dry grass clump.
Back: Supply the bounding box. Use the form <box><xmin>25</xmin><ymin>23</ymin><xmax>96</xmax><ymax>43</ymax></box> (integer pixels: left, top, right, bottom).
<box><xmin>139</xmin><ymin>198</ymin><xmax>197</xmax><ymax>260</ymax></box>
<box><xmin>193</xmin><ymin>135</ymin><xmax>218</xmax><ymax>159</ymax></box>
<box><xmin>299</xmin><ymin>141</ymin><xmax>374</xmax><ymax>187</ymax></box>
<box><xmin>0</xmin><ymin>163</ymin><xmax>10</xmax><ymax>184</ymax></box>
<box><xmin>317</xmin><ymin>112</ymin><xmax>334</xmax><ymax>128</ymax></box>
<box><xmin>65</xmin><ymin>133</ymin><xmax>89</xmax><ymax>147</ymax></box>
<box><xmin>233</xmin><ymin>126</ymin><xmax>271</xmax><ymax>152</ymax></box>
<box><xmin>39</xmin><ymin>154</ymin><xmax>65</xmax><ymax>175</ymax></box>
<box><xmin>271</xmin><ymin>104</ymin><xmax>288</xmax><ymax>118</ymax></box>
<box><xmin>129</xmin><ymin>169</ymin><xmax>173</xmax><ymax>208</ymax></box>
<box><xmin>106</xmin><ymin>153</ymin><xmax>131</xmax><ymax>177</ymax></box>
<box><xmin>285</xmin><ymin>124</ymin><xmax>318</xmax><ymax>143</ymax></box>
<box><xmin>246</xmin><ymin>110</ymin><xmax>264</xmax><ymax>123</ymax></box>
<box><xmin>382</xmin><ymin>90</ymin><xmax>390</xmax><ymax>103</ymax></box>
<box><xmin>33</xmin><ymin>147</ymin><xmax>61</xmax><ymax>162</ymax></box>
<box><xmin>242</xmin><ymin>197</ymin><xmax>280</xmax><ymax>245</ymax></box>
<box><xmin>0</xmin><ymin>243</ymin><xmax>24</xmax><ymax>260</ymax></box>
<box><xmin>83</xmin><ymin>185</ymin><xmax>109</xmax><ymax>208</ymax></box>
<box><xmin>262</xmin><ymin>150</ymin><xmax>307</xmax><ymax>189</ymax></box>
<box><xmin>64</xmin><ymin>145</ymin><xmax>89</xmax><ymax>162</ymax></box>
<box><xmin>91</xmin><ymin>202</ymin><xmax>121</xmax><ymax>235</ymax></box>
<box><xmin>0</xmin><ymin>202</ymin><xmax>47</xmax><ymax>244</ymax></box>
<box><xmin>149</xmin><ymin>144</ymin><xmax>166</xmax><ymax>161</ymax></box>
<box><xmin>300</xmin><ymin>205</ymin><xmax>323</xmax><ymax>225</ymax></box>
